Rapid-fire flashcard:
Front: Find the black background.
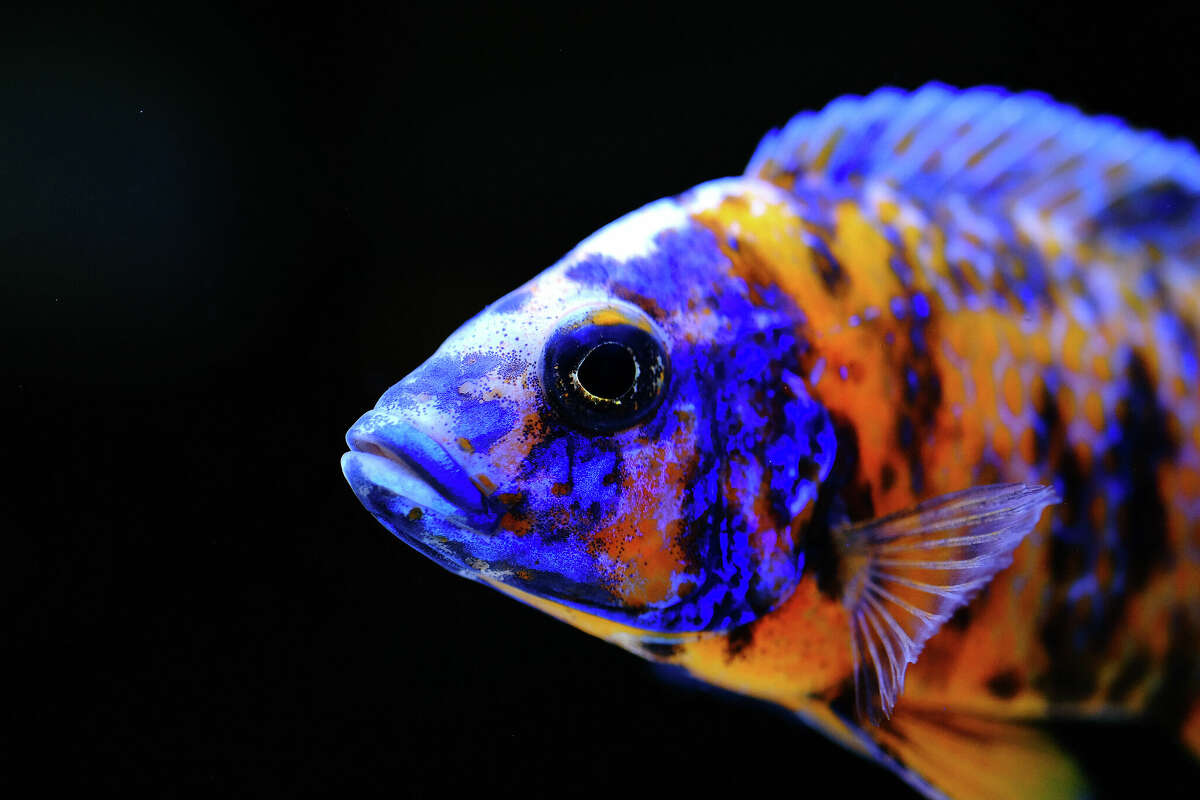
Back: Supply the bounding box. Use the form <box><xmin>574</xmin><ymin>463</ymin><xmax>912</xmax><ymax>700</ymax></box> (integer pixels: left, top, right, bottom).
<box><xmin>7</xmin><ymin>4</ymin><xmax>1200</xmax><ymax>797</ymax></box>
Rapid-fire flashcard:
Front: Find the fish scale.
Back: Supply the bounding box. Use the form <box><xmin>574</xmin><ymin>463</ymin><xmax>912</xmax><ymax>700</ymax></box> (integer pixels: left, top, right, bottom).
<box><xmin>747</xmin><ymin>92</ymin><xmax>1200</xmax><ymax>691</ymax></box>
<box><xmin>342</xmin><ymin>84</ymin><xmax>1200</xmax><ymax>799</ymax></box>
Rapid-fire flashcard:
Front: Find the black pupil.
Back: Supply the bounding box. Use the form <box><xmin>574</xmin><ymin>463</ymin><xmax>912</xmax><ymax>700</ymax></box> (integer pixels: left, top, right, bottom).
<box><xmin>577</xmin><ymin>342</ymin><xmax>636</xmax><ymax>400</ymax></box>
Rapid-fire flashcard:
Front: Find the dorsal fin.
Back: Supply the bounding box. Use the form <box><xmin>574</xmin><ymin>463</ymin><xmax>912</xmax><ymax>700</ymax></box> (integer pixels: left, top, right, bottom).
<box><xmin>746</xmin><ymin>82</ymin><xmax>1200</xmax><ymax>262</ymax></box>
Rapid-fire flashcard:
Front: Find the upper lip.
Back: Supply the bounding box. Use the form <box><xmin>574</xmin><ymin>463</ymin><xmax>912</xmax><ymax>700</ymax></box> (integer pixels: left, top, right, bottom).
<box><xmin>345</xmin><ymin>416</ymin><xmax>486</xmax><ymax>514</ymax></box>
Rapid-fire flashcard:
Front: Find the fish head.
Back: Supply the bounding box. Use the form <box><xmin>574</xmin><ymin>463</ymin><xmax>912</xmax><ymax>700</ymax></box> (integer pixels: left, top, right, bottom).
<box><xmin>342</xmin><ymin>179</ymin><xmax>837</xmax><ymax>634</ymax></box>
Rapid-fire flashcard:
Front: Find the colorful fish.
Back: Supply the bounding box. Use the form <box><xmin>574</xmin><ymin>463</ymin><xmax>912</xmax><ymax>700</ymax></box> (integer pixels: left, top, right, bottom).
<box><xmin>341</xmin><ymin>84</ymin><xmax>1200</xmax><ymax>799</ymax></box>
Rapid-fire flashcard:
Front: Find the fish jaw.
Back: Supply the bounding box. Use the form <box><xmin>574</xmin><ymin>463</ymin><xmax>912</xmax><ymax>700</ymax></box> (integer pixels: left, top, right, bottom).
<box><xmin>341</xmin><ymin>412</ymin><xmax>502</xmax><ymax>580</ymax></box>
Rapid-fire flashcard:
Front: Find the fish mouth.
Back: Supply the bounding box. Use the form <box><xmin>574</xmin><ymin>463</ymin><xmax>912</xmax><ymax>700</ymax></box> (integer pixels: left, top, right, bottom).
<box><xmin>341</xmin><ymin>418</ymin><xmax>499</xmax><ymax>576</ymax></box>
<box><xmin>344</xmin><ymin>416</ymin><xmax>487</xmax><ymax>514</ymax></box>
<box><xmin>340</xmin><ymin>448</ymin><xmax>465</xmax><ymax>522</ymax></box>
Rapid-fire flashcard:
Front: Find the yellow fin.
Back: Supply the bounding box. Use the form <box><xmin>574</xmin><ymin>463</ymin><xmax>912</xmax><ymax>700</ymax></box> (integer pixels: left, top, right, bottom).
<box><xmin>867</xmin><ymin>708</ymin><xmax>1091</xmax><ymax>800</ymax></box>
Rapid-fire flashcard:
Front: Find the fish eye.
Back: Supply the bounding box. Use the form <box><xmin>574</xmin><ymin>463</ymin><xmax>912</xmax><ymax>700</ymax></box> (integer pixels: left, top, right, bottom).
<box><xmin>541</xmin><ymin>306</ymin><xmax>669</xmax><ymax>433</ymax></box>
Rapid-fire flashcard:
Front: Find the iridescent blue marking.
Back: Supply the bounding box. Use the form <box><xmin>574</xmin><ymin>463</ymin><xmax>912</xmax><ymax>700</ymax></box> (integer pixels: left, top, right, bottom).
<box><xmin>912</xmin><ymin>293</ymin><xmax>931</xmax><ymax>319</ymax></box>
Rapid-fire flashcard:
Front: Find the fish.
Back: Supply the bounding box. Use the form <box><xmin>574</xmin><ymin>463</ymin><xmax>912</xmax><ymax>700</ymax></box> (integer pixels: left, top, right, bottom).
<box><xmin>340</xmin><ymin>83</ymin><xmax>1200</xmax><ymax>799</ymax></box>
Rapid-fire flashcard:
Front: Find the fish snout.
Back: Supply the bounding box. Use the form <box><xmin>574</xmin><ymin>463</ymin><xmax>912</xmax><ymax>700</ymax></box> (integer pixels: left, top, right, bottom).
<box><xmin>344</xmin><ymin>412</ymin><xmax>488</xmax><ymax>515</ymax></box>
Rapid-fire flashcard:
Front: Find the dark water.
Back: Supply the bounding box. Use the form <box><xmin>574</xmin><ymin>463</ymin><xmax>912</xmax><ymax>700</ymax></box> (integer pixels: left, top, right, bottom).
<box><xmin>7</xmin><ymin>5</ymin><xmax>1200</xmax><ymax>797</ymax></box>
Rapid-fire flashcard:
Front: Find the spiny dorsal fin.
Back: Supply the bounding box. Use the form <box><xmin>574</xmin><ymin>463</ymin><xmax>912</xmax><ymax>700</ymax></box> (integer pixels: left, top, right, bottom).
<box><xmin>747</xmin><ymin>83</ymin><xmax>1200</xmax><ymax>261</ymax></box>
<box><xmin>835</xmin><ymin>483</ymin><xmax>1059</xmax><ymax>723</ymax></box>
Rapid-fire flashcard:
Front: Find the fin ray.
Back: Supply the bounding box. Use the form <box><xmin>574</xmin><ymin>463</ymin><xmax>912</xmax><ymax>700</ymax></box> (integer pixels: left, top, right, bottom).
<box><xmin>836</xmin><ymin>483</ymin><xmax>1059</xmax><ymax>722</ymax></box>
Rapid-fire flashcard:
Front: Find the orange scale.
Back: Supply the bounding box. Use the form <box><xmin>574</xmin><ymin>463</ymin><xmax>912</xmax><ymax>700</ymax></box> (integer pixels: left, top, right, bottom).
<box><xmin>1074</xmin><ymin>440</ymin><xmax>1093</xmax><ymax>472</ymax></box>
<box><xmin>1056</xmin><ymin>384</ymin><xmax>1076</xmax><ymax>425</ymax></box>
<box><xmin>1030</xmin><ymin>333</ymin><xmax>1053</xmax><ymax>365</ymax></box>
<box><xmin>1084</xmin><ymin>391</ymin><xmax>1106</xmax><ymax>432</ymax></box>
<box><xmin>1002</xmin><ymin>365</ymin><xmax>1023</xmax><ymax>416</ymax></box>
<box><xmin>992</xmin><ymin>424</ymin><xmax>1014</xmax><ymax>461</ymax></box>
<box><xmin>972</xmin><ymin>362</ymin><xmax>999</xmax><ymax>423</ymax></box>
<box><xmin>1019</xmin><ymin>427</ymin><xmax>1038</xmax><ymax>465</ymax></box>
<box><xmin>1061</xmin><ymin>321</ymin><xmax>1087</xmax><ymax>372</ymax></box>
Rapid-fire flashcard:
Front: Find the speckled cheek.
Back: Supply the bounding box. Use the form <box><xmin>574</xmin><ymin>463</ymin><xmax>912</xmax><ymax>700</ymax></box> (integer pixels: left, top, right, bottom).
<box><xmin>584</xmin><ymin>423</ymin><xmax>703</xmax><ymax>609</ymax></box>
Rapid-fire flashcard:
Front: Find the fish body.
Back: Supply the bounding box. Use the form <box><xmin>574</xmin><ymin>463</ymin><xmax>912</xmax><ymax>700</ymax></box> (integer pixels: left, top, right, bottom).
<box><xmin>342</xmin><ymin>85</ymin><xmax>1200</xmax><ymax>799</ymax></box>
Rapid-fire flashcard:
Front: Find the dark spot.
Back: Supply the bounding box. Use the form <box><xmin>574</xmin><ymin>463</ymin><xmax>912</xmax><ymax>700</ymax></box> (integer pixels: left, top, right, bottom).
<box><xmin>1106</xmin><ymin>649</ymin><xmax>1152</xmax><ymax>704</ymax></box>
<box><xmin>805</xmin><ymin>418</ymin><xmax>868</xmax><ymax>600</ymax></box>
<box><xmin>602</xmin><ymin>464</ymin><xmax>622</xmax><ymax>485</ymax></box>
<box><xmin>808</xmin><ymin>236</ymin><xmax>847</xmax><ymax>295</ymax></box>
<box><xmin>880</xmin><ymin>463</ymin><xmax>896</xmax><ymax>492</ymax></box>
<box><xmin>897</xmin><ymin>415</ymin><xmax>914</xmax><ymax>448</ymax></box>
<box><xmin>1110</xmin><ymin>352</ymin><xmax>1175</xmax><ymax>591</ymax></box>
<box><xmin>897</xmin><ymin>345</ymin><xmax>940</xmax><ymax>495</ymax></box>
<box><xmin>1035</xmin><ymin>602</ymin><xmax>1100</xmax><ymax>702</ymax></box>
<box><xmin>1144</xmin><ymin>612</ymin><xmax>1198</xmax><ymax>731</ymax></box>
<box><xmin>944</xmin><ymin>604</ymin><xmax>972</xmax><ymax>631</ymax></box>
<box><xmin>641</xmin><ymin>641</ymin><xmax>681</xmax><ymax>659</ymax></box>
<box><xmin>1057</xmin><ymin>445</ymin><xmax>1088</xmax><ymax>530</ymax></box>
<box><xmin>895</xmin><ymin>415</ymin><xmax>923</xmax><ymax>494</ymax></box>
<box><xmin>985</xmin><ymin>669</ymin><xmax>1022</xmax><ymax>699</ymax></box>
<box><xmin>725</xmin><ymin>623</ymin><xmax>755</xmax><ymax>659</ymax></box>
<box><xmin>797</xmin><ymin>457</ymin><xmax>821</xmax><ymax>484</ymax></box>
<box><xmin>1033</xmin><ymin>380</ymin><xmax>1060</xmax><ymax>465</ymax></box>
<box><xmin>825</xmin><ymin>677</ymin><xmax>859</xmax><ymax>721</ymax></box>
<box><xmin>1092</xmin><ymin>180</ymin><xmax>1200</xmax><ymax>238</ymax></box>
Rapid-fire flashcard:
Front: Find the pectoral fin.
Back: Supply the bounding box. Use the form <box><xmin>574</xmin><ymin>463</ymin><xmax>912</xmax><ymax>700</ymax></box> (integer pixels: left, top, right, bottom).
<box><xmin>835</xmin><ymin>483</ymin><xmax>1059</xmax><ymax>722</ymax></box>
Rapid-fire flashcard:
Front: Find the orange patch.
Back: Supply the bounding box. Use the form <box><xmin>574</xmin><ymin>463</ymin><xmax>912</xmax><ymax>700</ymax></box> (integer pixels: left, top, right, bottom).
<box><xmin>456</xmin><ymin>436</ymin><xmax>474</xmax><ymax>454</ymax></box>
<box><xmin>1030</xmin><ymin>333</ymin><xmax>1052</xmax><ymax>365</ymax></box>
<box><xmin>1074</xmin><ymin>440</ymin><xmax>1093</xmax><ymax>472</ymax></box>
<box><xmin>992</xmin><ymin>424</ymin><xmax>1013</xmax><ymax>461</ymax></box>
<box><xmin>588</xmin><ymin>307</ymin><xmax>653</xmax><ymax>332</ymax></box>
<box><xmin>499</xmin><ymin>512</ymin><xmax>531</xmax><ymax>536</ymax></box>
<box><xmin>1083</xmin><ymin>391</ymin><xmax>1105</xmax><ymax>432</ymax></box>
<box><xmin>1019</xmin><ymin>426</ymin><xmax>1038</xmax><ymax>465</ymax></box>
<box><xmin>1061</xmin><ymin>321</ymin><xmax>1087</xmax><ymax>372</ymax></box>
<box><xmin>1057</xmin><ymin>384</ymin><xmax>1076</xmax><ymax>424</ymax></box>
<box><xmin>676</xmin><ymin>576</ymin><xmax>853</xmax><ymax>706</ymax></box>
<box><xmin>1002</xmin><ymin>366</ymin><xmax>1023</xmax><ymax>416</ymax></box>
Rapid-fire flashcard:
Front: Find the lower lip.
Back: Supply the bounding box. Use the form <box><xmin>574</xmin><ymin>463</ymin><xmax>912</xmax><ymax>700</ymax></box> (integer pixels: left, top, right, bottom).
<box><xmin>341</xmin><ymin>450</ymin><xmax>494</xmax><ymax>578</ymax></box>
<box><xmin>340</xmin><ymin>450</ymin><xmax>464</xmax><ymax>519</ymax></box>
